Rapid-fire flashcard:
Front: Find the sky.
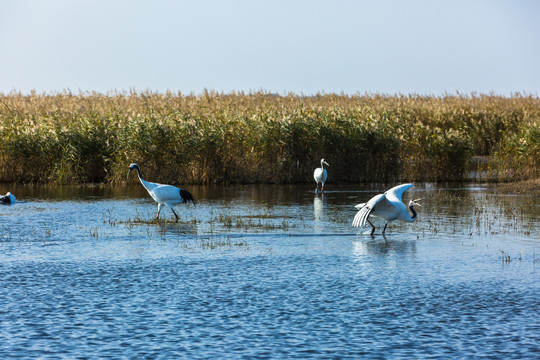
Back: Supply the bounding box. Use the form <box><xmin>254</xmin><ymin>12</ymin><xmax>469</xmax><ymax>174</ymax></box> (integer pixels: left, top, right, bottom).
<box><xmin>1</xmin><ymin>0</ymin><xmax>539</xmax><ymax>96</ymax></box>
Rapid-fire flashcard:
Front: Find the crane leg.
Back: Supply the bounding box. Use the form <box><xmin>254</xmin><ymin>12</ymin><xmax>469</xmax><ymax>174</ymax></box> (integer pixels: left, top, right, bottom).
<box><xmin>368</xmin><ymin>219</ymin><xmax>376</xmax><ymax>236</ymax></box>
<box><xmin>156</xmin><ymin>203</ymin><xmax>163</xmax><ymax>221</ymax></box>
<box><xmin>171</xmin><ymin>208</ymin><xmax>180</xmax><ymax>222</ymax></box>
<box><xmin>382</xmin><ymin>223</ymin><xmax>388</xmax><ymax>235</ymax></box>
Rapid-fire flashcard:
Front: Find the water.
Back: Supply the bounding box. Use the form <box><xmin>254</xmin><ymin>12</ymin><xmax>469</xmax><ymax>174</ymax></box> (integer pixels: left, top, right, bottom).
<box><xmin>1</xmin><ymin>183</ymin><xmax>539</xmax><ymax>359</ymax></box>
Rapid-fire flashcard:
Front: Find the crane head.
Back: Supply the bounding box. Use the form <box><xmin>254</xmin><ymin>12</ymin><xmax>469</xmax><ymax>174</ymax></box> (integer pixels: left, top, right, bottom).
<box><xmin>409</xmin><ymin>198</ymin><xmax>422</xmax><ymax>207</ymax></box>
<box><xmin>128</xmin><ymin>163</ymin><xmax>139</xmax><ymax>179</ymax></box>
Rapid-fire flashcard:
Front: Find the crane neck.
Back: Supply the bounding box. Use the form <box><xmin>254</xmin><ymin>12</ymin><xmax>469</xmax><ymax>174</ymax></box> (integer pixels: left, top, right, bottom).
<box><xmin>409</xmin><ymin>204</ymin><xmax>417</xmax><ymax>221</ymax></box>
<box><xmin>132</xmin><ymin>165</ymin><xmax>144</xmax><ymax>181</ymax></box>
<box><xmin>131</xmin><ymin>165</ymin><xmax>153</xmax><ymax>192</ymax></box>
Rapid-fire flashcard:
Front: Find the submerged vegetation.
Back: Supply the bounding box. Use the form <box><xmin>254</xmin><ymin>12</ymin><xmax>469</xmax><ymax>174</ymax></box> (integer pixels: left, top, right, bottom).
<box><xmin>0</xmin><ymin>91</ymin><xmax>538</xmax><ymax>184</ymax></box>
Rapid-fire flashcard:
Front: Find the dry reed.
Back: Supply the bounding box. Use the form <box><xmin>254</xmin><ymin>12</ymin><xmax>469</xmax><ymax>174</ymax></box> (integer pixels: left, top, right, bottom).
<box><xmin>0</xmin><ymin>91</ymin><xmax>538</xmax><ymax>184</ymax></box>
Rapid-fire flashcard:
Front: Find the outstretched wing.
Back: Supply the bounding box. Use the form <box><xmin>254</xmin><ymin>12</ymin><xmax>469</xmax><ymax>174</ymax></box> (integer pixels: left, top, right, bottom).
<box><xmin>352</xmin><ymin>193</ymin><xmax>386</xmax><ymax>228</ymax></box>
<box><xmin>385</xmin><ymin>183</ymin><xmax>413</xmax><ymax>202</ymax></box>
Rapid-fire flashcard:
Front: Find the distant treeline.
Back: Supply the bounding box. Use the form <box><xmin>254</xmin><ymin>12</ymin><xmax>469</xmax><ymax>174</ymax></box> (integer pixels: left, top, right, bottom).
<box><xmin>0</xmin><ymin>91</ymin><xmax>538</xmax><ymax>184</ymax></box>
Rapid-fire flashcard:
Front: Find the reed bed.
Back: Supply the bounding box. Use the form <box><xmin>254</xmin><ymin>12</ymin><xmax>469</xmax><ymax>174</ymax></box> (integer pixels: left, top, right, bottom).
<box><xmin>0</xmin><ymin>91</ymin><xmax>538</xmax><ymax>184</ymax></box>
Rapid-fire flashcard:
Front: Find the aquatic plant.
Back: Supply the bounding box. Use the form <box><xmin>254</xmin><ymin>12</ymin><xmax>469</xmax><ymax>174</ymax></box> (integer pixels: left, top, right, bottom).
<box><xmin>199</xmin><ymin>234</ymin><xmax>249</xmax><ymax>250</ymax></box>
<box><xmin>499</xmin><ymin>249</ymin><xmax>511</xmax><ymax>264</ymax></box>
<box><xmin>0</xmin><ymin>91</ymin><xmax>538</xmax><ymax>184</ymax></box>
<box><xmin>212</xmin><ymin>209</ymin><xmax>293</xmax><ymax>231</ymax></box>
<box><xmin>491</xmin><ymin>120</ymin><xmax>540</xmax><ymax>180</ymax></box>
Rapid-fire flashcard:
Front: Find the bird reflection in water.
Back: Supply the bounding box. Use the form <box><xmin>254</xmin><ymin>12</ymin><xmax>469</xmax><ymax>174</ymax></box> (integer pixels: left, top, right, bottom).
<box><xmin>313</xmin><ymin>194</ymin><xmax>327</xmax><ymax>233</ymax></box>
<box><xmin>352</xmin><ymin>237</ymin><xmax>417</xmax><ymax>258</ymax></box>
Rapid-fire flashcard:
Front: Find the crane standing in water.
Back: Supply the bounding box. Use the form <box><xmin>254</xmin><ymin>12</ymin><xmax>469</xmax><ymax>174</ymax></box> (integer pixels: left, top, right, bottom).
<box><xmin>128</xmin><ymin>163</ymin><xmax>195</xmax><ymax>222</ymax></box>
<box><xmin>314</xmin><ymin>159</ymin><xmax>329</xmax><ymax>194</ymax></box>
<box><xmin>352</xmin><ymin>183</ymin><xmax>420</xmax><ymax>235</ymax></box>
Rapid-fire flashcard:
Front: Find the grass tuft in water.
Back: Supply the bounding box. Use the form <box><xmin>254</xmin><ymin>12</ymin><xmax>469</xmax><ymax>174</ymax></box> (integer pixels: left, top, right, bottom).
<box><xmin>199</xmin><ymin>234</ymin><xmax>249</xmax><ymax>250</ymax></box>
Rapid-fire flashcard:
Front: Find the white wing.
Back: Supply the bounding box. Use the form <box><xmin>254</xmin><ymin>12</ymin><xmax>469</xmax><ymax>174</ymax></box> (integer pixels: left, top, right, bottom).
<box><xmin>314</xmin><ymin>168</ymin><xmax>326</xmax><ymax>182</ymax></box>
<box><xmin>354</xmin><ymin>203</ymin><xmax>366</xmax><ymax>210</ymax></box>
<box><xmin>385</xmin><ymin>183</ymin><xmax>412</xmax><ymax>202</ymax></box>
<box><xmin>152</xmin><ymin>184</ymin><xmax>183</xmax><ymax>203</ymax></box>
<box><xmin>352</xmin><ymin>193</ymin><xmax>386</xmax><ymax>228</ymax></box>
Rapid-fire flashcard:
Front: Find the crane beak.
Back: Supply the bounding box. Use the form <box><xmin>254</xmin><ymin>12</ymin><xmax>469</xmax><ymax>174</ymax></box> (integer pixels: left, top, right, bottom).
<box><xmin>127</xmin><ymin>168</ymin><xmax>132</xmax><ymax>180</ymax></box>
<box><xmin>412</xmin><ymin>198</ymin><xmax>422</xmax><ymax>207</ymax></box>
<box><xmin>324</xmin><ymin>161</ymin><xmax>330</xmax><ymax>167</ymax></box>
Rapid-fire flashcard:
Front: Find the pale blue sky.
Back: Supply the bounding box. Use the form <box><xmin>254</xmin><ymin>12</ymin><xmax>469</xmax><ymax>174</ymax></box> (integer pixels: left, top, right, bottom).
<box><xmin>1</xmin><ymin>0</ymin><xmax>539</xmax><ymax>95</ymax></box>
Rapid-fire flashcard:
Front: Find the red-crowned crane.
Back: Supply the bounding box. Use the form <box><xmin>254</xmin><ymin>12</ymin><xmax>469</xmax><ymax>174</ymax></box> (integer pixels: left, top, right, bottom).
<box><xmin>128</xmin><ymin>163</ymin><xmax>195</xmax><ymax>222</ymax></box>
<box><xmin>314</xmin><ymin>159</ymin><xmax>329</xmax><ymax>194</ymax></box>
<box><xmin>352</xmin><ymin>183</ymin><xmax>420</xmax><ymax>235</ymax></box>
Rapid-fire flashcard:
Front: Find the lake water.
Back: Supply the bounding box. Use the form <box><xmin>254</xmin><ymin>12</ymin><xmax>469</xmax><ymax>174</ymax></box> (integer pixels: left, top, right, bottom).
<box><xmin>1</xmin><ymin>183</ymin><xmax>539</xmax><ymax>359</ymax></box>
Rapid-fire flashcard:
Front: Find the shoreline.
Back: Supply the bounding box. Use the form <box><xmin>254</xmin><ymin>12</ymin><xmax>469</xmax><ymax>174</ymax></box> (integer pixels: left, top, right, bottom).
<box><xmin>495</xmin><ymin>178</ymin><xmax>540</xmax><ymax>195</ymax></box>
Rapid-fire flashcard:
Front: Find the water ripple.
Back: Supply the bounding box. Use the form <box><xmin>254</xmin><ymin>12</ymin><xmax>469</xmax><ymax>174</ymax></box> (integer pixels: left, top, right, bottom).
<box><xmin>0</xmin><ymin>185</ymin><xmax>538</xmax><ymax>358</ymax></box>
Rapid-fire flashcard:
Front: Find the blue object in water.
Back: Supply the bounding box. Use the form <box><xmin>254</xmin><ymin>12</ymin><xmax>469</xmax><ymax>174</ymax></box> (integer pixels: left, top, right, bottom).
<box><xmin>0</xmin><ymin>192</ymin><xmax>15</xmax><ymax>204</ymax></box>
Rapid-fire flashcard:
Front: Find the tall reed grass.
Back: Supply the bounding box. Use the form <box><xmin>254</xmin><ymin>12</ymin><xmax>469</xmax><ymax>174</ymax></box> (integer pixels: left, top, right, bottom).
<box><xmin>0</xmin><ymin>91</ymin><xmax>538</xmax><ymax>184</ymax></box>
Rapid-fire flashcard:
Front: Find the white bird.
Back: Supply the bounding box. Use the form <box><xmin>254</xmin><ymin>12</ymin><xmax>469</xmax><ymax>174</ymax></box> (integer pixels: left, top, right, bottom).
<box><xmin>128</xmin><ymin>163</ymin><xmax>195</xmax><ymax>221</ymax></box>
<box><xmin>314</xmin><ymin>158</ymin><xmax>329</xmax><ymax>194</ymax></box>
<box><xmin>0</xmin><ymin>192</ymin><xmax>16</xmax><ymax>204</ymax></box>
<box><xmin>352</xmin><ymin>183</ymin><xmax>420</xmax><ymax>235</ymax></box>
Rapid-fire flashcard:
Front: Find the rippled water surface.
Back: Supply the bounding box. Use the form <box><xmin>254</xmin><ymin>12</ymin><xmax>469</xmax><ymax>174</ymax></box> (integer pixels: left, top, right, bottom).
<box><xmin>1</xmin><ymin>183</ymin><xmax>539</xmax><ymax>359</ymax></box>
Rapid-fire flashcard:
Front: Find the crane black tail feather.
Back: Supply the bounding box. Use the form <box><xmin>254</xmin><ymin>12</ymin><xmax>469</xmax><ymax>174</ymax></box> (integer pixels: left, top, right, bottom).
<box><xmin>179</xmin><ymin>189</ymin><xmax>196</xmax><ymax>205</ymax></box>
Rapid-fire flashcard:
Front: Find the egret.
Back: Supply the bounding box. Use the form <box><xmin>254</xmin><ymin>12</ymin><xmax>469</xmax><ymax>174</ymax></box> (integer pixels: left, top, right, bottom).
<box><xmin>314</xmin><ymin>158</ymin><xmax>329</xmax><ymax>194</ymax></box>
<box><xmin>352</xmin><ymin>183</ymin><xmax>420</xmax><ymax>235</ymax></box>
<box><xmin>128</xmin><ymin>163</ymin><xmax>195</xmax><ymax>221</ymax></box>
<box><xmin>0</xmin><ymin>192</ymin><xmax>16</xmax><ymax>204</ymax></box>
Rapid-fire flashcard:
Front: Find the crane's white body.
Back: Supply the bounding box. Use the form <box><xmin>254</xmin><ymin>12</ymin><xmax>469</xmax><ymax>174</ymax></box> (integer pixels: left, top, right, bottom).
<box><xmin>352</xmin><ymin>183</ymin><xmax>419</xmax><ymax>235</ymax></box>
<box><xmin>314</xmin><ymin>159</ymin><xmax>329</xmax><ymax>194</ymax></box>
<box><xmin>0</xmin><ymin>192</ymin><xmax>16</xmax><ymax>204</ymax></box>
<box><xmin>128</xmin><ymin>163</ymin><xmax>195</xmax><ymax>221</ymax></box>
